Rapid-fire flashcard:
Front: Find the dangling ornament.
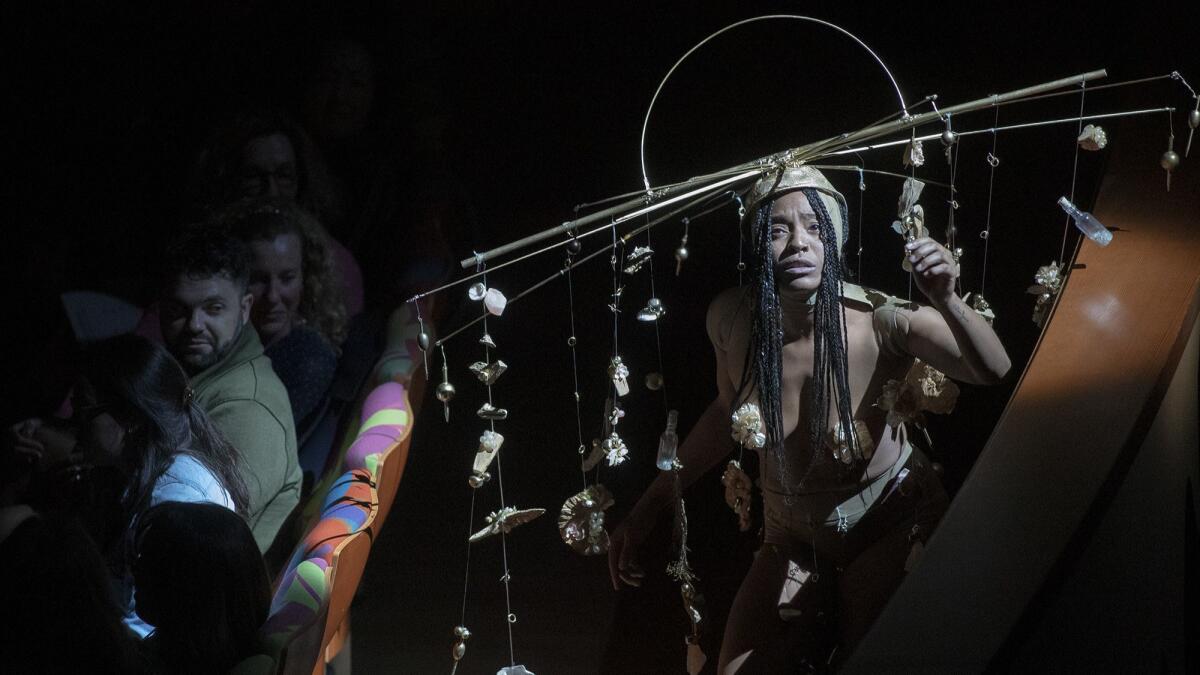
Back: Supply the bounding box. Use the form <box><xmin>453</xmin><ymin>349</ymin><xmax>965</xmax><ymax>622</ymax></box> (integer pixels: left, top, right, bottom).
<box><xmin>417</xmin><ymin>329</ymin><xmax>431</xmax><ymax>375</ymax></box>
<box><xmin>607</xmin><ymin>402</ymin><xmax>625</xmax><ymax>428</ymax></box>
<box><xmin>655</xmin><ymin>410</ymin><xmax>680</xmax><ymax>471</ymax></box>
<box><xmin>962</xmin><ymin>292</ymin><xmax>996</xmax><ymax>325</ymax></box>
<box><xmin>1077</xmin><ymin>124</ymin><xmax>1108</xmax><ymax>151</ymax></box>
<box><xmin>468</xmin><ymin>359</ymin><xmax>507</xmax><ymax>386</ymax></box>
<box><xmin>1026</xmin><ymin>261</ymin><xmax>1066</xmax><ymax>327</ymax></box>
<box><xmin>941</xmin><ymin>128</ymin><xmax>957</xmax><ymax>164</ymax></box>
<box><xmin>903</xmin><ymin>137</ymin><xmax>926</xmax><ymax>167</ymax></box>
<box><xmin>1186</xmin><ymin>105</ymin><xmax>1199</xmax><ymax>157</ymax></box>
<box><xmin>681</xmin><ymin>581</ymin><xmax>707</xmax><ymax>675</ymax></box>
<box><xmin>608</xmin><ymin>356</ymin><xmax>631</xmax><ymax>396</ymax></box>
<box><xmin>644</xmin><ymin>371</ymin><xmax>664</xmax><ymax>391</ymax></box>
<box><xmin>637</xmin><ymin>297</ymin><xmax>666</xmax><ymax>322</ymax></box>
<box><xmin>450</xmin><ymin>625</ymin><xmax>471</xmax><ymax>673</ymax></box>
<box><xmin>675</xmin><ymin>231</ymin><xmax>689</xmax><ymax>276</ymax></box>
<box><xmin>581</xmin><ymin>437</ymin><xmax>605</xmax><ymax>472</ymax></box>
<box><xmin>469</xmin><ymin>431</ymin><xmax>504</xmax><ymax>488</ymax></box>
<box><xmin>721</xmin><ymin>460</ymin><xmax>753</xmax><ymax>532</ymax></box>
<box><xmin>497</xmin><ymin>666</ymin><xmax>535</xmax><ymax>675</ymax></box>
<box><xmin>602</xmin><ymin>433</ymin><xmax>629</xmax><ymax>467</ymax></box>
<box><xmin>468</xmin><ymin>283</ymin><xmax>508</xmax><ymax>316</ymax></box>
<box><xmin>479</xmin><ymin>333</ymin><xmax>497</xmax><ymax>349</ymax></box>
<box><xmin>623</xmin><ymin>246</ymin><xmax>654</xmax><ymax>274</ymax></box>
<box><xmin>558</xmin><ymin>484</ymin><xmax>614</xmax><ymax>555</ymax></box>
<box><xmin>476</xmin><ymin>402</ymin><xmax>508</xmax><ymax>421</ymax></box>
<box><xmin>468</xmin><ymin>506</ymin><xmax>545</xmax><ymax>542</ymax></box>
<box><xmin>892</xmin><ymin>178</ymin><xmax>927</xmax><ymax>271</ymax></box>
<box><xmin>1161</xmin><ymin>133</ymin><xmax>1180</xmax><ymax>192</ymax></box>
<box><xmin>436</xmin><ymin>357</ymin><xmax>455</xmax><ymax>423</ymax></box>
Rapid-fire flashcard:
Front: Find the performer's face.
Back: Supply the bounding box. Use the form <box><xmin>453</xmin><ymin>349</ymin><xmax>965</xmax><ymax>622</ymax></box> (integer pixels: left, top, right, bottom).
<box><xmin>769</xmin><ymin>191</ymin><xmax>825</xmax><ymax>295</ymax></box>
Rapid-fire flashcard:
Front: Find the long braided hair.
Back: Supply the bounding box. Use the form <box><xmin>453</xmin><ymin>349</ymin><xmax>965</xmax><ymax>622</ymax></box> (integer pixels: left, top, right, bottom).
<box><xmin>735</xmin><ymin>187</ymin><xmax>858</xmax><ymax>489</ymax></box>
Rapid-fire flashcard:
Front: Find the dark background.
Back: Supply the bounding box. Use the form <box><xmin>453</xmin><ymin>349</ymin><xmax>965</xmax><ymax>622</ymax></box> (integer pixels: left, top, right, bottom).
<box><xmin>4</xmin><ymin>1</ymin><xmax>1194</xmax><ymax>672</ymax></box>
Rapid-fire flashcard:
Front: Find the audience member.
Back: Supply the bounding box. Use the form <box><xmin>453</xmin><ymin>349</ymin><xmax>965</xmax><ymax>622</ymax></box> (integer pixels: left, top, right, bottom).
<box><xmin>158</xmin><ymin>227</ymin><xmax>300</xmax><ymax>551</ymax></box>
<box><xmin>1</xmin><ymin>508</ymin><xmax>144</xmax><ymax>674</ymax></box>
<box><xmin>188</xmin><ymin>108</ymin><xmax>363</xmax><ymax>317</ymax></box>
<box><xmin>217</xmin><ymin>197</ymin><xmax>344</xmax><ymax>435</ymax></box>
<box><xmin>133</xmin><ymin>501</ymin><xmax>270</xmax><ymax>674</ymax></box>
<box><xmin>301</xmin><ymin>36</ymin><xmax>455</xmax><ymax>307</ymax></box>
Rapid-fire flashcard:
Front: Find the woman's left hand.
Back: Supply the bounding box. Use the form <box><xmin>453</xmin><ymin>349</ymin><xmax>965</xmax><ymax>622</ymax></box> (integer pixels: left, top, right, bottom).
<box><xmin>906</xmin><ymin>237</ymin><xmax>959</xmax><ymax>307</ymax></box>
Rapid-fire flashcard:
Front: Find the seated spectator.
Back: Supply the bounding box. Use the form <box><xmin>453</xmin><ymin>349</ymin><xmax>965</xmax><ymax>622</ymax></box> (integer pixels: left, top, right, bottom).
<box><xmin>188</xmin><ymin>108</ymin><xmax>363</xmax><ymax>317</ymax></box>
<box><xmin>1</xmin><ymin>508</ymin><xmax>144</xmax><ymax>674</ymax></box>
<box><xmin>217</xmin><ymin>197</ymin><xmax>345</xmax><ymax>435</ymax></box>
<box><xmin>158</xmin><ymin>227</ymin><xmax>300</xmax><ymax>552</ymax></box>
<box><xmin>71</xmin><ymin>335</ymin><xmax>251</xmax><ymax>636</ymax></box>
<box><xmin>133</xmin><ymin>501</ymin><xmax>270</xmax><ymax>674</ymax></box>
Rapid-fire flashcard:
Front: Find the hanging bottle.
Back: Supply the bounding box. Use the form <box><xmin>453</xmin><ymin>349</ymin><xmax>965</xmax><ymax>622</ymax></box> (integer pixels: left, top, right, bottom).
<box><xmin>1058</xmin><ymin>196</ymin><xmax>1112</xmax><ymax>247</ymax></box>
<box><xmin>656</xmin><ymin>410</ymin><xmax>680</xmax><ymax>470</ymax></box>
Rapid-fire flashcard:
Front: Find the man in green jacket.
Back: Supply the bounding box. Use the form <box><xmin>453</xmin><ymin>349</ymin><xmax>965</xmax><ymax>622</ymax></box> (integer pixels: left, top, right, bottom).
<box><xmin>159</xmin><ymin>227</ymin><xmax>301</xmax><ymax>552</ymax></box>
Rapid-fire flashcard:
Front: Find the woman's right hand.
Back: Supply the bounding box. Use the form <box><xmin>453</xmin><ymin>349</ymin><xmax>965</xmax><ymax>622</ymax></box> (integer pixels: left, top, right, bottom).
<box><xmin>608</xmin><ymin>507</ymin><xmax>654</xmax><ymax>590</ymax></box>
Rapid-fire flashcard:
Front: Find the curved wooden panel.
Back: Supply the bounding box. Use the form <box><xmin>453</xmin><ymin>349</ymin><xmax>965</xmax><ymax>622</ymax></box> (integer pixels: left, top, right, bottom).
<box><xmin>844</xmin><ymin>134</ymin><xmax>1200</xmax><ymax>672</ymax></box>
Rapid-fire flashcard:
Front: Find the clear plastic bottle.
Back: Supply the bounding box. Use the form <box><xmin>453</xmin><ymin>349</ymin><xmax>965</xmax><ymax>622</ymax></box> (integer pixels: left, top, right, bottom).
<box><xmin>1058</xmin><ymin>196</ymin><xmax>1112</xmax><ymax>246</ymax></box>
<box><xmin>656</xmin><ymin>410</ymin><xmax>680</xmax><ymax>470</ymax></box>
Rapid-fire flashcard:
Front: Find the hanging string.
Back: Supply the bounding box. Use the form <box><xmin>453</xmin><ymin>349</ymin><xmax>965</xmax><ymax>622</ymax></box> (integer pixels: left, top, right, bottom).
<box><xmin>645</xmin><ymin>223</ymin><xmax>670</xmax><ymax>420</ymax></box>
<box><xmin>945</xmin><ymin>116</ymin><xmax>963</xmax><ymax>297</ymax></box>
<box><xmin>564</xmin><ymin>240</ymin><xmax>589</xmax><ymax>492</ymax></box>
<box><xmin>852</xmin><ymin>151</ymin><xmax>867</xmax><ymax>282</ymax></box>
<box><xmin>1059</xmin><ymin>82</ymin><xmax>1087</xmax><ymax>263</ymax></box>
<box><xmin>475</xmin><ymin>262</ymin><xmax>517</xmax><ymax>667</ymax></box>
<box><xmin>980</xmin><ymin>106</ymin><xmax>1001</xmax><ymax>297</ymax></box>
<box><xmin>735</xmin><ymin>194</ymin><xmax>747</xmax><ymax>286</ymax></box>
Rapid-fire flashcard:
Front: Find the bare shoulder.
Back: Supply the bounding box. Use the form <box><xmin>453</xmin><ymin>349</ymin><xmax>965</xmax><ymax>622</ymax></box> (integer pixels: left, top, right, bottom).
<box><xmin>706</xmin><ymin>286</ymin><xmax>751</xmax><ymax>351</ymax></box>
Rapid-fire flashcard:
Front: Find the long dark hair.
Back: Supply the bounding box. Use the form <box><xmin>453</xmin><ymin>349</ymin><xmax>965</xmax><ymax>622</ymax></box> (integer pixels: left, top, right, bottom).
<box><xmin>80</xmin><ymin>335</ymin><xmax>250</xmax><ymax>518</ymax></box>
<box><xmin>134</xmin><ymin>501</ymin><xmax>269</xmax><ymax>673</ymax></box>
<box><xmin>736</xmin><ymin>188</ymin><xmax>857</xmax><ymax>489</ymax></box>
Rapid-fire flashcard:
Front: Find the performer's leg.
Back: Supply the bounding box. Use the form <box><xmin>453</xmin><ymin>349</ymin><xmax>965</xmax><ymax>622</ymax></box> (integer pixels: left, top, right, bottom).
<box><xmin>719</xmin><ymin>543</ymin><xmax>837</xmax><ymax>674</ymax></box>
<box><xmin>717</xmin><ymin>545</ymin><xmax>788</xmax><ymax>674</ymax></box>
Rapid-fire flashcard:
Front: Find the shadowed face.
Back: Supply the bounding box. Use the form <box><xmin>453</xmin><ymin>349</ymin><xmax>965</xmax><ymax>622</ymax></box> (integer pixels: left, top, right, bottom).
<box><xmin>769</xmin><ymin>191</ymin><xmax>826</xmax><ymax>296</ymax></box>
<box><xmin>247</xmin><ymin>233</ymin><xmax>304</xmax><ymax>346</ymax></box>
<box><xmin>239</xmin><ymin>133</ymin><xmax>299</xmax><ymax>199</ymax></box>
<box><xmin>160</xmin><ymin>274</ymin><xmax>253</xmax><ymax>374</ymax></box>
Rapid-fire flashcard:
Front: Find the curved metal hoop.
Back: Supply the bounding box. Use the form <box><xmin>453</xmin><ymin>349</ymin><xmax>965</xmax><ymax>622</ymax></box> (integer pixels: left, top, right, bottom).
<box><xmin>639</xmin><ymin>14</ymin><xmax>909</xmax><ymax>191</ymax></box>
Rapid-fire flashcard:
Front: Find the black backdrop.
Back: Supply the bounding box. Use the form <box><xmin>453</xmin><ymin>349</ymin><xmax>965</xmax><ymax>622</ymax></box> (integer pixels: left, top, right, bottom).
<box><xmin>3</xmin><ymin>1</ymin><xmax>1193</xmax><ymax>672</ymax></box>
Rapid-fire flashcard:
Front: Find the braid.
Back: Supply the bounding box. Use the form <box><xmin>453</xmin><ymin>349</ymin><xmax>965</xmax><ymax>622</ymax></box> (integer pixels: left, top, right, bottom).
<box><xmin>736</xmin><ymin>201</ymin><xmax>789</xmax><ymax>486</ymax></box>
<box><xmin>802</xmin><ymin>188</ymin><xmax>857</xmax><ymax>467</ymax></box>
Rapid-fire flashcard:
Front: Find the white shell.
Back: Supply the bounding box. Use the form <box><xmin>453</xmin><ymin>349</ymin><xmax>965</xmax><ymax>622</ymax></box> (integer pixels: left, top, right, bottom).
<box><xmin>484</xmin><ymin>288</ymin><xmax>507</xmax><ymax>316</ymax></box>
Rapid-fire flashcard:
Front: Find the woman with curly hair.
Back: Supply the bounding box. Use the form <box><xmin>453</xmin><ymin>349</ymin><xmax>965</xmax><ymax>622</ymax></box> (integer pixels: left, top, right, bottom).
<box><xmin>188</xmin><ymin>108</ymin><xmax>364</xmax><ymax>317</ymax></box>
<box><xmin>217</xmin><ymin>196</ymin><xmax>347</xmax><ymax>435</ymax></box>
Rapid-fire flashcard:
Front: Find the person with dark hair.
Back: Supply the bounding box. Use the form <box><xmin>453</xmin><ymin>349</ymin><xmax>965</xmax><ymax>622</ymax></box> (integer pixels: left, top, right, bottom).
<box><xmin>158</xmin><ymin>227</ymin><xmax>300</xmax><ymax>552</ymax></box>
<box><xmin>608</xmin><ymin>165</ymin><xmax>1011</xmax><ymax>671</ymax></box>
<box><xmin>1</xmin><ymin>508</ymin><xmax>144</xmax><ymax>674</ymax></box>
<box><xmin>188</xmin><ymin>107</ymin><xmax>364</xmax><ymax>317</ymax></box>
<box><xmin>133</xmin><ymin>501</ymin><xmax>270</xmax><ymax>674</ymax></box>
<box><xmin>216</xmin><ymin>196</ymin><xmax>344</xmax><ymax>433</ymax></box>
<box><xmin>300</xmin><ymin>36</ymin><xmax>456</xmax><ymax>309</ymax></box>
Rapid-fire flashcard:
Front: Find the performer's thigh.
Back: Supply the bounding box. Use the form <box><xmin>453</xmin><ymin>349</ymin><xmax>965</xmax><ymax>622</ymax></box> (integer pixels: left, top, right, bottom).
<box><xmin>718</xmin><ymin>546</ymin><xmax>789</xmax><ymax>675</ymax></box>
<box><xmin>835</xmin><ymin>523</ymin><xmax>911</xmax><ymax>652</ymax></box>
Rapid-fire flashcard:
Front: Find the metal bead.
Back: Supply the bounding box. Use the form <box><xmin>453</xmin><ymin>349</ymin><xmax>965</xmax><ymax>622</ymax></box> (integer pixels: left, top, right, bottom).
<box><xmin>645</xmin><ymin>372</ymin><xmax>664</xmax><ymax>391</ymax></box>
<box><xmin>452</xmin><ymin>643</ymin><xmax>466</xmax><ymax>660</ymax></box>
<box><xmin>941</xmin><ymin>130</ymin><xmax>957</xmax><ymax>146</ymax></box>
<box><xmin>418</xmin><ymin>332</ymin><xmax>431</xmax><ymax>351</ymax></box>
<box><xmin>436</xmin><ymin>381</ymin><xmax>456</xmax><ymax>403</ymax></box>
<box><xmin>1189</xmin><ymin>109</ymin><xmax>1200</xmax><ymax>130</ymax></box>
<box><xmin>674</xmin><ymin>246</ymin><xmax>689</xmax><ymax>261</ymax></box>
<box><xmin>1160</xmin><ymin>150</ymin><xmax>1180</xmax><ymax>171</ymax></box>
<box><xmin>567</xmin><ymin>336</ymin><xmax>577</xmax><ymax>347</ymax></box>
<box><xmin>566</xmin><ymin>238</ymin><xmax>582</xmax><ymax>255</ymax></box>
<box><xmin>454</xmin><ymin>626</ymin><xmax>471</xmax><ymax>639</ymax></box>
